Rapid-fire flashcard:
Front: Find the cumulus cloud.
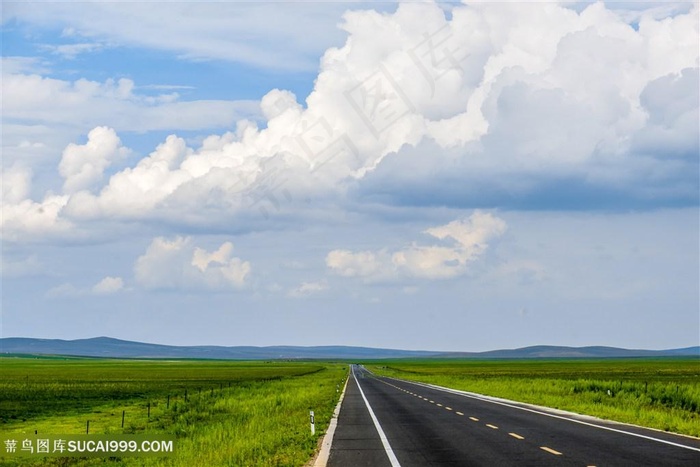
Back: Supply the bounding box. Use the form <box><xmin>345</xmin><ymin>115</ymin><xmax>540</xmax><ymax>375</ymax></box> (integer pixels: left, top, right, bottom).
<box><xmin>47</xmin><ymin>276</ymin><xmax>125</xmax><ymax>297</ymax></box>
<box><xmin>134</xmin><ymin>237</ymin><xmax>251</xmax><ymax>290</ymax></box>
<box><xmin>3</xmin><ymin>2</ymin><xmax>698</xmax><ymax>240</ymax></box>
<box><xmin>1</xmin><ymin>195</ymin><xmax>72</xmax><ymax>242</ymax></box>
<box><xmin>634</xmin><ymin>67</ymin><xmax>699</xmax><ymax>157</ymax></box>
<box><xmin>326</xmin><ymin>250</ymin><xmax>384</xmax><ymax>278</ymax></box>
<box><xmin>326</xmin><ymin>211</ymin><xmax>507</xmax><ymax>281</ymax></box>
<box><xmin>1</xmin><ymin>164</ymin><xmax>33</xmax><ymax>204</ymax></box>
<box><xmin>288</xmin><ymin>280</ymin><xmax>328</xmax><ymax>298</ymax></box>
<box><xmin>1</xmin><ymin>159</ymin><xmax>74</xmax><ymax>242</ymax></box>
<box><xmin>91</xmin><ymin>276</ymin><xmax>124</xmax><ymax>294</ymax></box>
<box><xmin>64</xmin><ymin>134</ymin><xmax>193</xmax><ymax>219</ymax></box>
<box><xmin>59</xmin><ymin>126</ymin><xmax>129</xmax><ymax>193</ymax></box>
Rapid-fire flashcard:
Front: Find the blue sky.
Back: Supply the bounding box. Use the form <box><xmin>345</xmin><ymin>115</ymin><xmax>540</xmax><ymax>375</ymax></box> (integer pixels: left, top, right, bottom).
<box><xmin>1</xmin><ymin>1</ymin><xmax>698</xmax><ymax>351</ymax></box>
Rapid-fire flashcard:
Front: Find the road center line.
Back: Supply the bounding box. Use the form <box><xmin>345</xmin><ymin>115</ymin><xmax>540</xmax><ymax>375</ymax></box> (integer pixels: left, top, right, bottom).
<box><xmin>387</xmin><ymin>377</ymin><xmax>700</xmax><ymax>453</ymax></box>
<box><xmin>486</xmin><ymin>424</ymin><xmax>499</xmax><ymax>430</ymax></box>
<box><xmin>352</xmin><ymin>367</ymin><xmax>402</xmax><ymax>467</ymax></box>
<box><xmin>456</xmin><ymin>411</ymin><xmax>464</xmax><ymax>416</ymax></box>
<box><xmin>508</xmin><ymin>432</ymin><xmax>525</xmax><ymax>440</ymax></box>
<box><xmin>469</xmin><ymin>417</ymin><xmax>479</xmax><ymax>422</ymax></box>
<box><xmin>540</xmin><ymin>446</ymin><xmax>563</xmax><ymax>455</ymax></box>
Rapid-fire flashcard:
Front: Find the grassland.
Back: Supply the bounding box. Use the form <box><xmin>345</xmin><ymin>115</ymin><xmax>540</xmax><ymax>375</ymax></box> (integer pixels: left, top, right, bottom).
<box><xmin>368</xmin><ymin>358</ymin><xmax>700</xmax><ymax>437</ymax></box>
<box><xmin>0</xmin><ymin>357</ymin><xmax>348</xmax><ymax>466</ymax></box>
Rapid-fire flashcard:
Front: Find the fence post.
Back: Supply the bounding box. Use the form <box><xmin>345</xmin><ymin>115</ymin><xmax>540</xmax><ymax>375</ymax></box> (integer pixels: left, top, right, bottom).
<box><xmin>122</xmin><ymin>410</ymin><xmax>125</xmax><ymax>428</ymax></box>
<box><xmin>310</xmin><ymin>410</ymin><xmax>315</xmax><ymax>435</ymax></box>
<box><xmin>86</xmin><ymin>420</ymin><xmax>90</xmax><ymax>434</ymax></box>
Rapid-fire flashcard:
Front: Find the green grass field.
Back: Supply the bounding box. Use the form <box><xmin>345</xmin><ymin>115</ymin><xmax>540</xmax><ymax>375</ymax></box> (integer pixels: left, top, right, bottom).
<box><xmin>0</xmin><ymin>357</ymin><xmax>348</xmax><ymax>466</ymax></box>
<box><xmin>3</xmin><ymin>356</ymin><xmax>698</xmax><ymax>466</ymax></box>
<box><xmin>368</xmin><ymin>358</ymin><xmax>700</xmax><ymax>437</ymax></box>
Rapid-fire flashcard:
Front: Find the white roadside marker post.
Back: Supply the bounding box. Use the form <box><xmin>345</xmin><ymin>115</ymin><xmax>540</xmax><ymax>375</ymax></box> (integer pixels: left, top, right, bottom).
<box><xmin>310</xmin><ymin>410</ymin><xmax>315</xmax><ymax>435</ymax></box>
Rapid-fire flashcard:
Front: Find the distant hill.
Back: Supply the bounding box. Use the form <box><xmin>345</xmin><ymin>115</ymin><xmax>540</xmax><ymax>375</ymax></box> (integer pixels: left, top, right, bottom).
<box><xmin>1</xmin><ymin>337</ymin><xmax>698</xmax><ymax>360</ymax></box>
<box><xmin>0</xmin><ymin>337</ymin><xmax>441</xmax><ymax>360</ymax></box>
<box><xmin>440</xmin><ymin>345</ymin><xmax>700</xmax><ymax>359</ymax></box>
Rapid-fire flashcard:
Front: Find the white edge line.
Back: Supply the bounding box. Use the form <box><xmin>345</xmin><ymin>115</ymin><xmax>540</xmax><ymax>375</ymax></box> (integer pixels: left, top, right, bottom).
<box><xmin>313</xmin><ymin>372</ymin><xmax>350</xmax><ymax>467</ymax></box>
<box><xmin>385</xmin><ymin>376</ymin><xmax>700</xmax><ymax>453</ymax></box>
<box><xmin>354</xmin><ymin>366</ymin><xmax>402</xmax><ymax>467</ymax></box>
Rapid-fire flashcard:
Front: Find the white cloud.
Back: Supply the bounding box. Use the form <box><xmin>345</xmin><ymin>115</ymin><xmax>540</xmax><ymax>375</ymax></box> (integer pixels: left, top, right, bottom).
<box><xmin>91</xmin><ymin>276</ymin><xmax>124</xmax><ymax>295</ymax></box>
<box><xmin>633</xmin><ymin>67</ymin><xmax>699</xmax><ymax>157</ymax></box>
<box><xmin>394</xmin><ymin>212</ymin><xmax>508</xmax><ymax>279</ymax></box>
<box><xmin>288</xmin><ymin>280</ymin><xmax>328</xmax><ymax>298</ymax></box>
<box><xmin>63</xmin><ymin>135</ymin><xmax>194</xmax><ymax>219</ymax></box>
<box><xmin>1</xmin><ymin>56</ymin><xmax>51</xmax><ymax>75</ymax></box>
<box><xmin>46</xmin><ymin>276</ymin><xmax>125</xmax><ymax>297</ymax></box>
<box><xmin>41</xmin><ymin>42</ymin><xmax>107</xmax><ymax>59</ymax></box>
<box><xmin>2</xmin><ymin>74</ymin><xmax>260</xmax><ymax>133</ymax></box>
<box><xmin>0</xmin><ymin>254</ymin><xmax>43</xmax><ymax>278</ymax></box>
<box><xmin>59</xmin><ymin>126</ymin><xmax>130</xmax><ymax>193</ymax></box>
<box><xmin>6</xmin><ymin>1</ymin><xmax>350</xmax><ymax>71</ymax></box>
<box><xmin>134</xmin><ymin>237</ymin><xmax>251</xmax><ymax>290</ymax></box>
<box><xmin>325</xmin><ymin>250</ymin><xmax>384</xmax><ymax>278</ymax></box>
<box><xmin>1</xmin><ymin>69</ymin><xmax>261</xmax><ymax>222</ymax></box>
<box><xmin>1</xmin><ymin>164</ymin><xmax>32</xmax><ymax>204</ymax></box>
<box><xmin>1</xmin><ymin>195</ymin><xmax>72</xmax><ymax>242</ymax></box>
<box><xmin>3</xmin><ymin>2</ymin><xmax>698</xmax><ymax>240</ymax></box>
<box><xmin>326</xmin><ymin>211</ymin><xmax>507</xmax><ymax>281</ymax></box>
<box><xmin>46</xmin><ymin>282</ymin><xmax>82</xmax><ymax>298</ymax></box>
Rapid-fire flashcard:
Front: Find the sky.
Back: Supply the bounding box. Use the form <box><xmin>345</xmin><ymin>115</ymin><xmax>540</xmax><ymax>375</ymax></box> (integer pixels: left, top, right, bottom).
<box><xmin>1</xmin><ymin>0</ymin><xmax>698</xmax><ymax>352</ymax></box>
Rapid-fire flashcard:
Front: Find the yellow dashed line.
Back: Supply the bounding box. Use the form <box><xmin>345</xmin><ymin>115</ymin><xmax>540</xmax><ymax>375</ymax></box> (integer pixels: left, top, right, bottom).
<box><xmin>430</xmin><ymin>400</ymin><xmax>435</xmax><ymax>404</ymax></box>
<box><xmin>437</xmin><ymin>403</ymin><xmax>443</xmax><ymax>407</ymax></box>
<box><xmin>508</xmin><ymin>433</ymin><xmax>524</xmax><ymax>440</ymax></box>
<box><xmin>469</xmin><ymin>417</ymin><xmax>479</xmax><ymax>422</ymax></box>
<box><xmin>486</xmin><ymin>424</ymin><xmax>499</xmax><ymax>430</ymax></box>
<box><xmin>445</xmin><ymin>407</ymin><xmax>453</xmax><ymax>411</ymax></box>
<box><xmin>540</xmin><ymin>447</ymin><xmax>562</xmax><ymax>456</ymax></box>
<box><xmin>456</xmin><ymin>411</ymin><xmax>464</xmax><ymax>416</ymax></box>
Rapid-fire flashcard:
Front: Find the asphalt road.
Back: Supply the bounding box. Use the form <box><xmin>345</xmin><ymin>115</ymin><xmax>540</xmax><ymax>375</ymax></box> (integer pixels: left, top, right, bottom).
<box><xmin>326</xmin><ymin>365</ymin><xmax>700</xmax><ymax>466</ymax></box>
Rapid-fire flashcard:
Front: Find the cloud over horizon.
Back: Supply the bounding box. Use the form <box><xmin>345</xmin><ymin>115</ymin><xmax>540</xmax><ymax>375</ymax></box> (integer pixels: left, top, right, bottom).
<box><xmin>327</xmin><ymin>211</ymin><xmax>507</xmax><ymax>281</ymax></box>
<box><xmin>134</xmin><ymin>237</ymin><xmax>251</xmax><ymax>291</ymax></box>
<box><xmin>2</xmin><ymin>1</ymin><xmax>697</xmax><ymax>242</ymax></box>
<box><xmin>1</xmin><ymin>1</ymin><xmax>697</xmax><ymax>351</ymax></box>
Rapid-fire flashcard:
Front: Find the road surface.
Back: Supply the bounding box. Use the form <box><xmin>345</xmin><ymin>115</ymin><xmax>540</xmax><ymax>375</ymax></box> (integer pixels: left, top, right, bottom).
<box><xmin>326</xmin><ymin>365</ymin><xmax>700</xmax><ymax>466</ymax></box>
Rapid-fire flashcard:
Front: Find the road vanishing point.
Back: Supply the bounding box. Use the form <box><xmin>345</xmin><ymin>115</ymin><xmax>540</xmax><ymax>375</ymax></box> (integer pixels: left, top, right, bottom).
<box><xmin>325</xmin><ymin>365</ymin><xmax>700</xmax><ymax>466</ymax></box>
